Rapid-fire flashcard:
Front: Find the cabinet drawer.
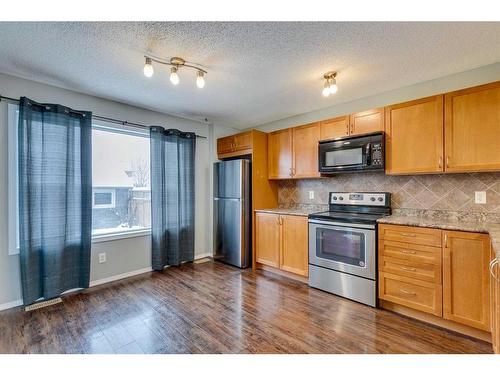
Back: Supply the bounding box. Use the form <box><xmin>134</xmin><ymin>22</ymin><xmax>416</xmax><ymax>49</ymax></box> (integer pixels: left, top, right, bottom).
<box><xmin>379</xmin><ymin>256</ymin><xmax>441</xmax><ymax>284</ymax></box>
<box><xmin>379</xmin><ymin>272</ymin><xmax>443</xmax><ymax>316</ymax></box>
<box><xmin>379</xmin><ymin>224</ymin><xmax>442</xmax><ymax>247</ymax></box>
<box><xmin>379</xmin><ymin>240</ymin><xmax>442</xmax><ymax>265</ymax></box>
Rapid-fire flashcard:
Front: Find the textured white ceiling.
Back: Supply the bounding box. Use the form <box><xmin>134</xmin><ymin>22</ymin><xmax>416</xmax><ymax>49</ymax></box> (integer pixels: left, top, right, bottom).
<box><xmin>0</xmin><ymin>22</ymin><xmax>499</xmax><ymax>129</ymax></box>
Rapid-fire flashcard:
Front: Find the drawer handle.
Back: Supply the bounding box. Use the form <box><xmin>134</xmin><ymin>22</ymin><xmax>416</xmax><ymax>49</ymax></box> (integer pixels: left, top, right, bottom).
<box><xmin>401</xmin><ymin>266</ymin><xmax>416</xmax><ymax>272</ymax></box>
<box><xmin>400</xmin><ymin>289</ymin><xmax>416</xmax><ymax>296</ymax></box>
<box><xmin>490</xmin><ymin>258</ymin><xmax>499</xmax><ymax>282</ymax></box>
<box><xmin>400</xmin><ymin>233</ymin><xmax>416</xmax><ymax>237</ymax></box>
<box><xmin>400</xmin><ymin>250</ymin><xmax>416</xmax><ymax>254</ymax></box>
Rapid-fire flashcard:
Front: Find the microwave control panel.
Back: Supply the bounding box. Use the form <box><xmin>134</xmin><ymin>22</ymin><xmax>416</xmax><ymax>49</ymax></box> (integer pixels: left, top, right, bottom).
<box><xmin>371</xmin><ymin>143</ymin><xmax>383</xmax><ymax>166</ymax></box>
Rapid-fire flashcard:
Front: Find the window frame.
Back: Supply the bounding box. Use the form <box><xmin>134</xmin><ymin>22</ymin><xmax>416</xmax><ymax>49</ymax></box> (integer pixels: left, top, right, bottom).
<box><xmin>91</xmin><ymin>121</ymin><xmax>152</xmax><ymax>242</ymax></box>
<box><xmin>92</xmin><ymin>188</ymin><xmax>116</xmax><ymax>209</ymax></box>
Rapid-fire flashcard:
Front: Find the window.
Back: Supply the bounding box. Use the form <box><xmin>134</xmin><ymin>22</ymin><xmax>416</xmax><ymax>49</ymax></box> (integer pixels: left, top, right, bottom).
<box><xmin>7</xmin><ymin>105</ymin><xmax>152</xmax><ymax>247</ymax></box>
<box><xmin>7</xmin><ymin>103</ymin><xmax>20</xmax><ymax>255</ymax></box>
<box><xmin>91</xmin><ymin>124</ymin><xmax>151</xmax><ymax>238</ymax></box>
<box><xmin>92</xmin><ymin>189</ymin><xmax>116</xmax><ymax>209</ymax></box>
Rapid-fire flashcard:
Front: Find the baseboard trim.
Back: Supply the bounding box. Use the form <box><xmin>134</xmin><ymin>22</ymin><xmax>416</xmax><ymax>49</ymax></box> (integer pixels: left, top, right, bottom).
<box><xmin>257</xmin><ymin>263</ymin><xmax>309</xmax><ymax>284</ymax></box>
<box><xmin>89</xmin><ymin>267</ymin><xmax>153</xmax><ymax>287</ymax></box>
<box><xmin>195</xmin><ymin>252</ymin><xmax>213</xmax><ymax>260</ymax></box>
<box><xmin>0</xmin><ymin>299</ymin><xmax>23</xmax><ymax>311</ymax></box>
<box><xmin>380</xmin><ymin>300</ymin><xmax>492</xmax><ymax>343</ymax></box>
<box><xmin>1</xmin><ymin>255</ymin><xmax>213</xmax><ymax>312</ymax></box>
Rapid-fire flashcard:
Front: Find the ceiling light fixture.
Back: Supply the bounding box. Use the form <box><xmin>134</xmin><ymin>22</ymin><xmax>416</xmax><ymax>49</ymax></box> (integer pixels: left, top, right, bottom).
<box><xmin>322</xmin><ymin>71</ymin><xmax>338</xmax><ymax>97</ymax></box>
<box><xmin>143</xmin><ymin>55</ymin><xmax>207</xmax><ymax>89</ymax></box>
<box><xmin>196</xmin><ymin>71</ymin><xmax>205</xmax><ymax>89</ymax></box>
<box><xmin>170</xmin><ymin>66</ymin><xmax>180</xmax><ymax>85</ymax></box>
<box><xmin>143</xmin><ymin>57</ymin><xmax>154</xmax><ymax>78</ymax></box>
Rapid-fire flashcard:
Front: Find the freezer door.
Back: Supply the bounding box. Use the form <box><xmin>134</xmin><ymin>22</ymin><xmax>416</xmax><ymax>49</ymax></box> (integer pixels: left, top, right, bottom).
<box><xmin>214</xmin><ymin>159</ymin><xmax>247</xmax><ymax>199</ymax></box>
<box><xmin>213</xmin><ymin>198</ymin><xmax>248</xmax><ymax>267</ymax></box>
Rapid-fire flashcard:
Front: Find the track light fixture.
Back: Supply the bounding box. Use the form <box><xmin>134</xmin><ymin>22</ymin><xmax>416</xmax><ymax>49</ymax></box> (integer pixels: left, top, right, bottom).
<box><xmin>143</xmin><ymin>55</ymin><xmax>207</xmax><ymax>89</ymax></box>
<box><xmin>322</xmin><ymin>71</ymin><xmax>338</xmax><ymax>97</ymax></box>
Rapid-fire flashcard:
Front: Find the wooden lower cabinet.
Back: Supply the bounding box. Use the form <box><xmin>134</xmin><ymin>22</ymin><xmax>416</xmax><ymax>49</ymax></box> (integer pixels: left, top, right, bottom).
<box><xmin>255</xmin><ymin>212</ymin><xmax>308</xmax><ymax>277</ymax></box>
<box><xmin>255</xmin><ymin>212</ymin><xmax>280</xmax><ymax>267</ymax></box>
<box><xmin>443</xmin><ymin>231</ymin><xmax>491</xmax><ymax>331</ymax></box>
<box><xmin>281</xmin><ymin>215</ymin><xmax>309</xmax><ymax>276</ymax></box>
<box><xmin>379</xmin><ymin>224</ymin><xmax>494</xmax><ymax>342</ymax></box>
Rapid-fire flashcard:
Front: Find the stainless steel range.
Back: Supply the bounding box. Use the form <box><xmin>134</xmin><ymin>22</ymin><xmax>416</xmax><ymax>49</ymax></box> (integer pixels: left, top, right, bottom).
<box><xmin>308</xmin><ymin>192</ymin><xmax>391</xmax><ymax>307</ymax></box>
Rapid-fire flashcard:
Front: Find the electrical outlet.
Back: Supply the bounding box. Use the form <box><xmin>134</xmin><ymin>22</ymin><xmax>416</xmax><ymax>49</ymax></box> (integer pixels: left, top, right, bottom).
<box><xmin>98</xmin><ymin>253</ymin><xmax>106</xmax><ymax>264</ymax></box>
<box><xmin>309</xmin><ymin>191</ymin><xmax>315</xmax><ymax>200</ymax></box>
<box><xmin>475</xmin><ymin>191</ymin><xmax>486</xmax><ymax>204</ymax></box>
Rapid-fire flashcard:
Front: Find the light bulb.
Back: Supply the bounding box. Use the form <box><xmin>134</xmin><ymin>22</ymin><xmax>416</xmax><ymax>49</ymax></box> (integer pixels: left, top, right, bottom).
<box><xmin>328</xmin><ymin>78</ymin><xmax>338</xmax><ymax>94</ymax></box>
<box><xmin>322</xmin><ymin>80</ymin><xmax>331</xmax><ymax>97</ymax></box>
<box><xmin>196</xmin><ymin>71</ymin><xmax>205</xmax><ymax>88</ymax></box>
<box><xmin>143</xmin><ymin>57</ymin><xmax>154</xmax><ymax>78</ymax></box>
<box><xmin>170</xmin><ymin>67</ymin><xmax>180</xmax><ymax>85</ymax></box>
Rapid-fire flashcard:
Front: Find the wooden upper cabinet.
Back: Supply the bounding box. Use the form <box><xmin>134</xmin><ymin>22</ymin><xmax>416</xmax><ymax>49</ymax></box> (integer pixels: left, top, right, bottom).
<box><xmin>217</xmin><ymin>131</ymin><xmax>253</xmax><ymax>158</ymax></box>
<box><xmin>444</xmin><ymin>81</ymin><xmax>500</xmax><ymax>173</ymax></box>
<box><xmin>292</xmin><ymin>123</ymin><xmax>320</xmax><ymax>178</ymax></box>
<box><xmin>350</xmin><ymin>108</ymin><xmax>384</xmax><ymax>135</ymax></box>
<box><xmin>319</xmin><ymin>116</ymin><xmax>349</xmax><ymax>140</ymax></box>
<box><xmin>442</xmin><ymin>230</ymin><xmax>491</xmax><ymax>331</ymax></box>
<box><xmin>233</xmin><ymin>131</ymin><xmax>253</xmax><ymax>151</ymax></box>
<box><xmin>268</xmin><ymin>129</ymin><xmax>293</xmax><ymax>179</ymax></box>
<box><xmin>385</xmin><ymin>95</ymin><xmax>444</xmax><ymax>175</ymax></box>
<box><xmin>281</xmin><ymin>215</ymin><xmax>308</xmax><ymax>277</ymax></box>
<box><xmin>217</xmin><ymin>136</ymin><xmax>235</xmax><ymax>155</ymax></box>
<box><xmin>255</xmin><ymin>212</ymin><xmax>280</xmax><ymax>268</ymax></box>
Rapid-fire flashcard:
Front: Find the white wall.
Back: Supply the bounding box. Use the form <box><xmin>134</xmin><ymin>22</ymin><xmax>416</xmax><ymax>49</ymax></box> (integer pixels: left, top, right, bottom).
<box><xmin>253</xmin><ymin>62</ymin><xmax>500</xmax><ymax>132</ymax></box>
<box><xmin>0</xmin><ymin>72</ymin><xmax>214</xmax><ymax>308</ymax></box>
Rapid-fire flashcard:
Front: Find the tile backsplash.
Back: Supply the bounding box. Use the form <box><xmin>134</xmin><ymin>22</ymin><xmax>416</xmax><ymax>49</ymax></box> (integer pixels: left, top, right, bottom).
<box><xmin>278</xmin><ymin>172</ymin><xmax>500</xmax><ymax>214</ymax></box>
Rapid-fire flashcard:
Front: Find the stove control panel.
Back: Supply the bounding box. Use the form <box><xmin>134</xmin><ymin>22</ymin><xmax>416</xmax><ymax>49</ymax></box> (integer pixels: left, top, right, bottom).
<box><xmin>329</xmin><ymin>192</ymin><xmax>389</xmax><ymax>207</ymax></box>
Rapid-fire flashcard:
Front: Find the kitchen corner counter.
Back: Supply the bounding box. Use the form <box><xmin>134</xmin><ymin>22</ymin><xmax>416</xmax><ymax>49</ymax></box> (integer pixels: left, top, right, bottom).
<box><xmin>377</xmin><ymin>215</ymin><xmax>500</xmax><ymax>259</ymax></box>
<box><xmin>254</xmin><ymin>208</ymin><xmax>320</xmax><ymax>217</ymax></box>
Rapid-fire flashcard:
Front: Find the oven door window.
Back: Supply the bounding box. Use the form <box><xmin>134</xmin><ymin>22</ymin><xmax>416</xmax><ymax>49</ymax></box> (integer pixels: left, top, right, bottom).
<box><xmin>316</xmin><ymin>227</ymin><xmax>366</xmax><ymax>267</ymax></box>
<box><xmin>324</xmin><ymin>148</ymin><xmax>363</xmax><ymax>167</ymax></box>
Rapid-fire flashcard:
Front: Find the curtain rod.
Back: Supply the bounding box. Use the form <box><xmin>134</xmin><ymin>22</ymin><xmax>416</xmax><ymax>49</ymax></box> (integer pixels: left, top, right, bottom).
<box><xmin>0</xmin><ymin>95</ymin><xmax>208</xmax><ymax>140</ymax></box>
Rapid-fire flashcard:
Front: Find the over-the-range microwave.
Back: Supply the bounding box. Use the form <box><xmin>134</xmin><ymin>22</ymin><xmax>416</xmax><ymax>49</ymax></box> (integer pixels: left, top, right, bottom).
<box><xmin>318</xmin><ymin>131</ymin><xmax>385</xmax><ymax>174</ymax></box>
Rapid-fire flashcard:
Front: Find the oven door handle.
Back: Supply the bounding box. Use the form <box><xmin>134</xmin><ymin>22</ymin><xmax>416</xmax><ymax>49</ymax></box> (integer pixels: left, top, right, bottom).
<box><xmin>308</xmin><ymin>219</ymin><xmax>375</xmax><ymax>230</ymax></box>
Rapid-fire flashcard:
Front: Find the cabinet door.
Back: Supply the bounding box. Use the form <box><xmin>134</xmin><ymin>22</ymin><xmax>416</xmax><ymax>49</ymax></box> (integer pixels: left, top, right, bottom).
<box><xmin>443</xmin><ymin>231</ymin><xmax>491</xmax><ymax>331</ymax></box>
<box><xmin>444</xmin><ymin>82</ymin><xmax>500</xmax><ymax>173</ymax></box>
<box><xmin>280</xmin><ymin>215</ymin><xmax>308</xmax><ymax>276</ymax></box>
<box><xmin>350</xmin><ymin>108</ymin><xmax>384</xmax><ymax>135</ymax></box>
<box><xmin>255</xmin><ymin>212</ymin><xmax>280</xmax><ymax>267</ymax></box>
<box><xmin>233</xmin><ymin>131</ymin><xmax>253</xmax><ymax>151</ymax></box>
<box><xmin>319</xmin><ymin>116</ymin><xmax>349</xmax><ymax>140</ymax></box>
<box><xmin>292</xmin><ymin>123</ymin><xmax>320</xmax><ymax>178</ymax></box>
<box><xmin>385</xmin><ymin>95</ymin><xmax>444</xmax><ymax>174</ymax></box>
<box><xmin>217</xmin><ymin>135</ymin><xmax>235</xmax><ymax>155</ymax></box>
<box><xmin>268</xmin><ymin>129</ymin><xmax>293</xmax><ymax>179</ymax></box>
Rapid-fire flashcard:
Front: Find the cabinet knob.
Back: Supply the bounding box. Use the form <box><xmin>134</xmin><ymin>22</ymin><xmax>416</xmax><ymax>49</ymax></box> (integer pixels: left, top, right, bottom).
<box><xmin>438</xmin><ymin>156</ymin><xmax>443</xmax><ymax>169</ymax></box>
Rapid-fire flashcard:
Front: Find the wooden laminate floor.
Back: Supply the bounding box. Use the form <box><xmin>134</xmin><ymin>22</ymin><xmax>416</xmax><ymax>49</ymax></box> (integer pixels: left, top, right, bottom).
<box><xmin>0</xmin><ymin>261</ymin><xmax>493</xmax><ymax>354</ymax></box>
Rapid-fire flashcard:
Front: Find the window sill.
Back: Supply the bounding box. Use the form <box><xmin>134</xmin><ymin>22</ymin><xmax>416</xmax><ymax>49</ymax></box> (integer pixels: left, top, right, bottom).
<box><xmin>92</xmin><ymin>229</ymin><xmax>151</xmax><ymax>243</ymax></box>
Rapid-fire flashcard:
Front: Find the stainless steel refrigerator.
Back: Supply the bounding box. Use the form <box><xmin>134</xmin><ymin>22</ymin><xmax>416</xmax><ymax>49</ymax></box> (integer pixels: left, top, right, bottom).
<box><xmin>213</xmin><ymin>159</ymin><xmax>251</xmax><ymax>268</ymax></box>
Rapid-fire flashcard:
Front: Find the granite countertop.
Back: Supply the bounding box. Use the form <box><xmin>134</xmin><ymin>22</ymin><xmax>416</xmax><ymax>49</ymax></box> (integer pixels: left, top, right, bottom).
<box><xmin>377</xmin><ymin>215</ymin><xmax>500</xmax><ymax>259</ymax></box>
<box><xmin>254</xmin><ymin>207</ymin><xmax>320</xmax><ymax>217</ymax></box>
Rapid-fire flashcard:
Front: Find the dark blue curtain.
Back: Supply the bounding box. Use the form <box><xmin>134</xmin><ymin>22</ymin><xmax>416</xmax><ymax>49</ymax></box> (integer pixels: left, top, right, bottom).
<box><xmin>150</xmin><ymin>127</ymin><xmax>195</xmax><ymax>270</ymax></box>
<box><xmin>18</xmin><ymin>97</ymin><xmax>92</xmax><ymax>306</ymax></box>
